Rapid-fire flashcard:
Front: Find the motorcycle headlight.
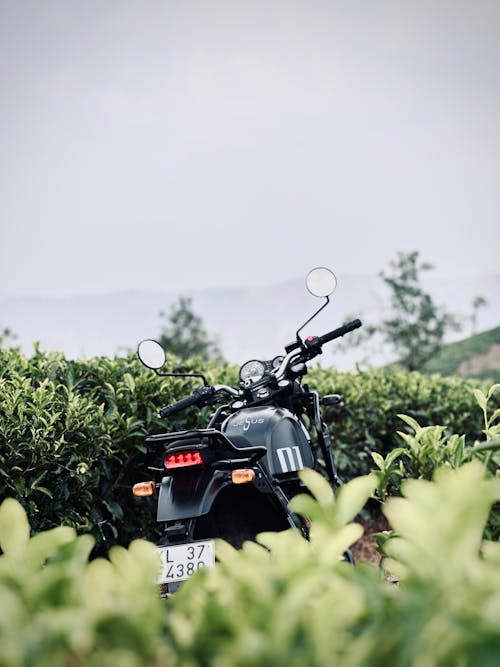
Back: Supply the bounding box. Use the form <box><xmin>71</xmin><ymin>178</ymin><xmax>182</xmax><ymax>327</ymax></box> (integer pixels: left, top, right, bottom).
<box><xmin>239</xmin><ymin>360</ymin><xmax>266</xmax><ymax>384</ymax></box>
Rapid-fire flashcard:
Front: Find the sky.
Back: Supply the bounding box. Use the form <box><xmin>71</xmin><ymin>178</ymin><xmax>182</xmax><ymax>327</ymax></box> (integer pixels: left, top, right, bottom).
<box><xmin>1</xmin><ymin>0</ymin><xmax>499</xmax><ymax>299</ymax></box>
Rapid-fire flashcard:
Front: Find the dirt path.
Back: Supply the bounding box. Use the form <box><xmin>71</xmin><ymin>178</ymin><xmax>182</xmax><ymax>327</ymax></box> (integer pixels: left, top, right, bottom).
<box><xmin>351</xmin><ymin>511</ymin><xmax>390</xmax><ymax>566</ymax></box>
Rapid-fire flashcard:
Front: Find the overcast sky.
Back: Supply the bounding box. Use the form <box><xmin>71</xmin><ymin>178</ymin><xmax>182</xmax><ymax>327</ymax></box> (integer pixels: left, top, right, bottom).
<box><xmin>1</xmin><ymin>0</ymin><xmax>499</xmax><ymax>298</ymax></box>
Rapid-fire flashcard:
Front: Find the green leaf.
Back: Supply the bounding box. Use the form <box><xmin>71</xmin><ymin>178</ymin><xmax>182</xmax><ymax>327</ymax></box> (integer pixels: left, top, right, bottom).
<box><xmin>450</xmin><ymin>435</ymin><xmax>465</xmax><ymax>468</ymax></box>
<box><xmin>0</xmin><ymin>497</ymin><xmax>30</xmax><ymax>557</ymax></box>
<box><xmin>33</xmin><ymin>486</ymin><xmax>54</xmax><ymax>499</ymax></box>
<box><xmin>123</xmin><ymin>373</ymin><xmax>136</xmax><ymax>392</ymax></box>
<box><xmin>370</xmin><ymin>452</ymin><xmax>385</xmax><ymax>471</ymax></box>
<box><xmin>488</xmin><ymin>408</ymin><xmax>500</xmax><ymax>424</ymax></box>
<box><xmin>397</xmin><ymin>431</ymin><xmax>420</xmax><ymax>454</ymax></box>
<box><xmin>298</xmin><ymin>468</ymin><xmax>334</xmax><ymax>508</ymax></box>
<box><xmin>335</xmin><ymin>474</ymin><xmax>377</xmax><ymax>525</ymax></box>
<box><xmin>25</xmin><ymin>525</ymin><xmax>77</xmax><ymax>568</ymax></box>
<box><xmin>472</xmin><ymin>388</ymin><xmax>487</xmax><ymax>412</ymax></box>
<box><xmin>385</xmin><ymin>447</ymin><xmax>408</xmax><ymax>467</ymax></box>
<box><xmin>288</xmin><ymin>493</ymin><xmax>325</xmax><ymax>520</ymax></box>
<box><xmin>487</xmin><ymin>383</ymin><xmax>500</xmax><ymax>400</ymax></box>
<box><xmin>397</xmin><ymin>413</ymin><xmax>422</xmax><ymax>434</ymax></box>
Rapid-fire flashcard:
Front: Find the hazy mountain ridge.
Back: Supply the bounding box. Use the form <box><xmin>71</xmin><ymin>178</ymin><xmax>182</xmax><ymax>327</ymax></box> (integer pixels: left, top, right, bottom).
<box><xmin>422</xmin><ymin>326</ymin><xmax>500</xmax><ymax>382</ymax></box>
<box><xmin>1</xmin><ymin>272</ymin><xmax>499</xmax><ymax>371</ymax></box>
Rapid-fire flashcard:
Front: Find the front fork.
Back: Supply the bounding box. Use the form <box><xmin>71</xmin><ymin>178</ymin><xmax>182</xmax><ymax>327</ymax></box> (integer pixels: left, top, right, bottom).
<box><xmin>307</xmin><ymin>391</ymin><xmax>341</xmax><ymax>486</ymax></box>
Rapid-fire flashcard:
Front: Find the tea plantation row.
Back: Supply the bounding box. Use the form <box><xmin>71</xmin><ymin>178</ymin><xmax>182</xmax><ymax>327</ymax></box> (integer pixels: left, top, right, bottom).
<box><xmin>1</xmin><ymin>347</ymin><xmax>499</xmax><ymax>666</ymax></box>
<box><xmin>0</xmin><ymin>346</ymin><xmax>493</xmax><ymax>553</ymax></box>
<box><xmin>1</xmin><ymin>461</ymin><xmax>499</xmax><ymax>666</ymax></box>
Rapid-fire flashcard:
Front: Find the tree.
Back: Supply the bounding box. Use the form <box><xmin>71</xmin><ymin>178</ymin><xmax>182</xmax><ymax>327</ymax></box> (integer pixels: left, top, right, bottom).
<box><xmin>0</xmin><ymin>326</ymin><xmax>17</xmax><ymax>348</ymax></box>
<box><xmin>343</xmin><ymin>251</ymin><xmax>461</xmax><ymax>371</ymax></box>
<box><xmin>471</xmin><ymin>295</ymin><xmax>488</xmax><ymax>335</ymax></box>
<box><xmin>158</xmin><ymin>296</ymin><xmax>223</xmax><ymax>363</ymax></box>
<box><xmin>373</xmin><ymin>251</ymin><xmax>461</xmax><ymax>371</ymax></box>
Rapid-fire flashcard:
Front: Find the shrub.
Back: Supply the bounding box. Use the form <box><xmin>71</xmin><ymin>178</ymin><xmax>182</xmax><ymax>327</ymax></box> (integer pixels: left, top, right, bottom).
<box><xmin>165</xmin><ymin>462</ymin><xmax>500</xmax><ymax>667</ymax></box>
<box><xmin>1</xmin><ymin>430</ymin><xmax>499</xmax><ymax>665</ymax></box>
<box><xmin>0</xmin><ymin>497</ymin><xmax>167</xmax><ymax>667</ymax></box>
<box><xmin>0</xmin><ymin>346</ymin><xmax>238</xmax><ymax>552</ymax></box>
<box><xmin>0</xmin><ymin>346</ymin><xmax>493</xmax><ymax>552</ymax></box>
<box><xmin>306</xmin><ymin>366</ymin><xmax>489</xmax><ymax>480</ymax></box>
<box><xmin>368</xmin><ymin>384</ymin><xmax>500</xmax><ymax>538</ymax></box>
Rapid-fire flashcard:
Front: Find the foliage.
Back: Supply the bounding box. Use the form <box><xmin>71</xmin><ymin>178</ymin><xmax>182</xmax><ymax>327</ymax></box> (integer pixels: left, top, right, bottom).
<box><xmin>0</xmin><ymin>326</ymin><xmax>17</xmax><ymax>349</ymax></box>
<box><xmin>0</xmin><ymin>346</ymin><xmax>493</xmax><ymax>553</ymax></box>
<box><xmin>158</xmin><ymin>296</ymin><xmax>223</xmax><ymax>363</ymax></box>
<box><xmin>471</xmin><ymin>295</ymin><xmax>488</xmax><ymax>336</ymax></box>
<box><xmin>3</xmin><ymin>462</ymin><xmax>499</xmax><ymax>666</ymax></box>
<box><xmin>352</xmin><ymin>251</ymin><xmax>461</xmax><ymax>371</ymax></box>
<box><xmin>306</xmin><ymin>365</ymin><xmax>489</xmax><ymax>481</ymax></box>
<box><xmin>377</xmin><ymin>462</ymin><xmax>500</xmax><ymax>666</ymax></box>
<box><xmin>0</xmin><ymin>345</ymin><xmax>233</xmax><ymax>553</ymax></box>
<box><xmin>369</xmin><ymin>384</ymin><xmax>500</xmax><ymax>539</ymax></box>
<box><xmin>165</xmin><ymin>462</ymin><xmax>500</xmax><ymax>667</ymax></box>
<box><xmin>370</xmin><ymin>384</ymin><xmax>500</xmax><ymax>492</ymax></box>
<box><xmin>1</xmin><ymin>391</ymin><xmax>499</xmax><ymax>665</ymax></box>
<box><xmin>0</xmin><ymin>497</ymin><xmax>167</xmax><ymax>667</ymax></box>
<box><xmin>165</xmin><ymin>471</ymin><xmax>378</xmax><ymax>667</ymax></box>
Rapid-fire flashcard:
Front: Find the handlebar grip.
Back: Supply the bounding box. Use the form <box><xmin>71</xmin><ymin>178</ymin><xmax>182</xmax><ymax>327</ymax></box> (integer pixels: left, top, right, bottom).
<box><xmin>159</xmin><ymin>393</ymin><xmax>203</xmax><ymax>418</ymax></box>
<box><xmin>319</xmin><ymin>318</ymin><xmax>362</xmax><ymax>345</ymax></box>
<box><xmin>159</xmin><ymin>385</ymin><xmax>216</xmax><ymax>418</ymax></box>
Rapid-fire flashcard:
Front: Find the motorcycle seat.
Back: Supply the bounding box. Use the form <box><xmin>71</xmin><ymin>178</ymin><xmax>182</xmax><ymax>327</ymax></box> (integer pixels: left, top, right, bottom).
<box><xmin>147</xmin><ymin>429</ymin><xmax>266</xmax><ymax>460</ymax></box>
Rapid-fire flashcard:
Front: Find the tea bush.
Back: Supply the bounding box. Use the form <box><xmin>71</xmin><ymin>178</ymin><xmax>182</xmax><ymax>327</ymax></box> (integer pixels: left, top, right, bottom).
<box><xmin>165</xmin><ymin>462</ymin><xmax>500</xmax><ymax>667</ymax></box>
<box><xmin>306</xmin><ymin>366</ymin><xmax>489</xmax><ymax>481</ymax></box>
<box><xmin>0</xmin><ymin>346</ymin><xmax>493</xmax><ymax>551</ymax></box>
<box><xmin>0</xmin><ymin>497</ymin><xmax>167</xmax><ymax>667</ymax></box>
<box><xmin>369</xmin><ymin>384</ymin><xmax>500</xmax><ymax>538</ymax></box>
<box><xmin>0</xmin><ymin>345</ymin><xmax>234</xmax><ymax>552</ymax></box>
<box><xmin>1</xmin><ymin>460</ymin><xmax>499</xmax><ymax>665</ymax></box>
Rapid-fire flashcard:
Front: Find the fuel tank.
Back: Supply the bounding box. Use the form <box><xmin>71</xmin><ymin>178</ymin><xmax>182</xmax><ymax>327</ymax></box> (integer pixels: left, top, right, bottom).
<box><xmin>222</xmin><ymin>406</ymin><xmax>314</xmax><ymax>475</ymax></box>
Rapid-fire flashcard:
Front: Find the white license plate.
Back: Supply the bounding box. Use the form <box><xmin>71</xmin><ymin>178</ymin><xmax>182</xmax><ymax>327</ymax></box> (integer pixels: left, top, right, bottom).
<box><xmin>157</xmin><ymin>540</ymin><xmax>215</xmax><ymax>584</ymax></box>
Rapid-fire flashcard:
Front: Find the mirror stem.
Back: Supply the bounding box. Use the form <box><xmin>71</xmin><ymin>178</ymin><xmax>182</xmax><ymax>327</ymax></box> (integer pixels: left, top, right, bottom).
<box><xmin>295</xmin><ymin>296</ymin><xmax>330</xmax><ymax>344</ymax></box>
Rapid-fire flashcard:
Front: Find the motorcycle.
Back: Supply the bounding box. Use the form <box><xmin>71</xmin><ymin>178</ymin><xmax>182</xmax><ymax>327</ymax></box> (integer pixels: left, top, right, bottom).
<box><xmin>133</xmin><ymin>267</ymin><xmax>361</xmax><ymax>595</ymax></box>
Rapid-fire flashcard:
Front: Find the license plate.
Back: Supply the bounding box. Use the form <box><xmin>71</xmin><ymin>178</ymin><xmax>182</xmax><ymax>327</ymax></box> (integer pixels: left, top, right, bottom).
<box><xmin>157</xmin><ymin>540</ymin><xmax>215</xmax><ymax>584</ymax></box>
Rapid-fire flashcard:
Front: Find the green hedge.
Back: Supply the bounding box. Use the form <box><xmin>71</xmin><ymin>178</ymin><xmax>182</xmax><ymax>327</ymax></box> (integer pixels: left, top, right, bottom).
<box><xmin>165</xmin><ymin>463</ymin><xmax>500</xmax><ymax>667</ymax></box>
<box><xmin>303</xmin><ymin>365</ymin><xmax>488</xmax><ymax>480</ymax></box>
<box><xmin>1</xmin><ymin>461</ymin><xmax>499</xmax><ymax>666</ymax></box>
<box><xmin>0</xmin><ymin>347</ymin><xmax>493</xmax><ymax>552</ymax></box>
<box><xmin>0</xmin><ymin>498</ymin><xmax>167</xmax><ymax>667</ymax></box>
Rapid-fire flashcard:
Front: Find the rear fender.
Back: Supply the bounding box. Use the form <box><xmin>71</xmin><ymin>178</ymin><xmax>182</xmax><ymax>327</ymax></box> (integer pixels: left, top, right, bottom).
<box><xmin>157</xmin><ymin>469</ymin><xmax>232</xmax><ymax>522</ymax></box>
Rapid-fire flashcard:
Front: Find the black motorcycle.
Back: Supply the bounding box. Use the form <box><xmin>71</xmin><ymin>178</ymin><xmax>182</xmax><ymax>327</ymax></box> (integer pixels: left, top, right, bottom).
<box><xmin>134</xmin><ymin>267</ymin><xmax>361</xmax><ymax>595</ymax></box>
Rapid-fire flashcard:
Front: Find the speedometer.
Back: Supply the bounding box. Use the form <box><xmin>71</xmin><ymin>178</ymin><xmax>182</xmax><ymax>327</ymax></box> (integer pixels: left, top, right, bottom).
<box><xmin>239</xmin><ymin>360</ymin><xmax>266</xmax><ymax>384</ymax></box>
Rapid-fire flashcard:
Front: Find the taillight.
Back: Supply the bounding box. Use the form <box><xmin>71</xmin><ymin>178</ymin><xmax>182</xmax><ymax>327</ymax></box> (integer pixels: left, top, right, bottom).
<box><xmin>165</xmin><ymin>451</ymin><xmax>204</xmax><ymax>470</ymax></box>
<box><xmin>132</xmin><ymin>481</ymin><xmax>156</xmax><ymax>497</ymax></box>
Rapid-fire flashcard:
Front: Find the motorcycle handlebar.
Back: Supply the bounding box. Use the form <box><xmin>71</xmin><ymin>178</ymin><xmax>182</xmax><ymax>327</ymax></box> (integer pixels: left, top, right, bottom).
<box><xmin>159</xmin><ymin>320</ymin><xmax>363</xmax><ymax>413</ymax></box>
<box><xmin>301</xmin><ymin>319</ymin><xmax>362</xmax><ymax>359</ymax></box>
<box><xmin>159</xmin><ymin>386</ymin><xmax>215</xmax><ymax>418</ymax></box>
<box><xmin>319</xmin><ymin>318</ymin><xmax>362</xmax><ymax>345</ymax></box>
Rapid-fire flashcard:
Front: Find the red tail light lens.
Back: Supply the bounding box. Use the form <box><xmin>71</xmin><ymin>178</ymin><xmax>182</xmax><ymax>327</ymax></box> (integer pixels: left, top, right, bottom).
<box><xmin>165</xmin><ymin>451</ymin><xmax>204</xmax><ymax>470</ymax></box>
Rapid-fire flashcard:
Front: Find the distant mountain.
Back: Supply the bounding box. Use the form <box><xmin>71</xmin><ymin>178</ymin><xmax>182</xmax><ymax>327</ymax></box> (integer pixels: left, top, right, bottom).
<box><xmin>1</xmin><ymin>272</ymin><xmax>499</xmax><ymax>371</ymax></box>
<box><xmin>423</xmin><ymin>326</ymin><xmax>500</xmax><ymax>382</ymax></box>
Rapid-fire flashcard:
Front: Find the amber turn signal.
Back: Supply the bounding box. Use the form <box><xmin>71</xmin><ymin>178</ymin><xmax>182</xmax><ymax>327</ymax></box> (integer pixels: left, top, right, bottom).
<box><xmin>132</xmin><ymin>481</ymin><xmax>156</xmax><ymax>497</ymax></box>
<box><xmin>231</xmin><ymin>469</ymin><xmax>256</xmax><ymax>485</ymax></box>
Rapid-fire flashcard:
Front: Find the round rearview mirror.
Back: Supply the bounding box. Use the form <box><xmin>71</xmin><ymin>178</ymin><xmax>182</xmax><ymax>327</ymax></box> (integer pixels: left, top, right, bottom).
<box><xmin>306</xmin><ymin>267</ymin><xmax>337</xmax><ymax>298</ymax></box>
<box><xmin>137</xmin><ymin>339</ymin><xmax>166</xmax><ymax>370</ymax></box>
